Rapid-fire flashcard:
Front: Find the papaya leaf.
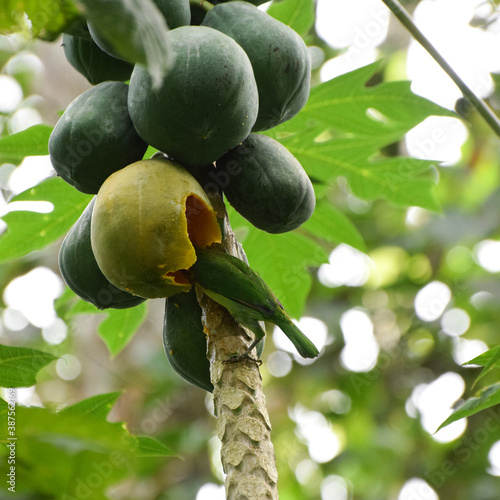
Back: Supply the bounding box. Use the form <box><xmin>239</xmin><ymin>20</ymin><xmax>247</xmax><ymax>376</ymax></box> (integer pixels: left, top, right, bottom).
<box><xmin>0</xmin><ymin>344</ymin><xmax>57</xmax><ymax>387</ymax></box>
<box><xmin>78</xmin><ymin>0</ymin><xmax>172</xmax><ymax>85</ymax></box>
<box><xmin>97</xmin><ymin>302</ymin><xmax>148</xmax><ymax>357</ymax></box>
<box><xmin>266</xmin><ymin>62</ymin><xmax>454</xmax><ymax>210</ymax></box>
<box><xmin>0</xmin><ymin>125</ymin><xmax>52</xmax><ymax>164</ymax></box>
<box><xmin>97</xmin><ymin>302</ymin><xmax>147</xmax><ymax>357</ymax></box>
<box><xmin>68</xmin><ymin>296</ymin><xmax>103</xmax><ymax>315</ymax></box>
<box><xmin>267</xmin><ymin>0</ymin><xmax>315</xmax><ymax>36</ymax></box>
<box><xmin>63</xmin><ymin>297</ymin><xmax>148</xmax><ymax>357</ymax></box>
<box><xmin>60</xmin><ymin>391</ymin><xmax>122</xmax><ymax>418</ymax></box>
<box><xmin>279</xmin><ymin>61</ymin><xmax>456</xmax><ymax>140</ymax></box>
<box><xmin>281</xmin><ymin>133</ymin><xmax>440</xmax><ymax>210</ymax></box>
<box><xmin>464</xmin><ymin>346</ymin><xmax>500</xmax><ymax>389</ymax></box>
<box><xmin>0</xmin><ymin>395</ymin><xmax>176</xmax><ymax>497</ymax></box>
<box><xmin>302</xmin><ymin>199</ymin><xmax>366</xmax><ymax>252</ymax></box>
<box><xmin>134</xmin><ymin>435</ymin><xmax>176</xmax><ymax>457</ymax></box>
<box><xmin>0</xmin><ymin>0</ymin><xmax>81</xmax><ymax>40</ymax></box>
<box><xmin>0</xmin><ymin>177</ymin><xmax>91</xmax><ymax>263</ymax></box>
<box><xmin>437</xmin><ymin>383</ymin><xmax>500</xmax><ymax>431</ymax></box>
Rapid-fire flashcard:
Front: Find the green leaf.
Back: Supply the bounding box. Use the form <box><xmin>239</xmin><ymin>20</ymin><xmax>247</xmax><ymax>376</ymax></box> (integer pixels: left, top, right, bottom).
<box><xmin>0</xmin><ymin>125</ymin><xmax>52</xmax><ymax>164</ymax></box>
<box><xmin>0</xmin><ymin>177</ymin><xmax>92</xmax><ymax>263</ymax></box>
<box><xmin>64</xmin><ymin>298</ymin><xmax>148</xmax><ymax>357</ymax></box>
<box><xmin>264</xmin><ymin>62</ymin><xmax>450</xmax><ymax>211</ymax></box>
<box><xmin>0</xmin><ymin>344</ymin><xmax>57</xmax><ymax>387</ymax></box>
<box><xmin>302</xmin><ymin>200</ymin><xmax>366</xmax><ymax>252</ymax></box>
<box><xmin>97</xmin><ymin>302</ymin><xmax>148</xmax><ymax>357</ymax></box>
<box><xmin>278</xmin><ymin>134</ymin><xmax>440</xmax><ymax>210</ymax></box>
<box><xmin>60</xmin><ymin>391</ymin><xmax>122</xmax><ymax>418</ymax></box>
<box><xmin>278</xmin><ymin>62</ymin><xmax>456</xmax><ymax>140</ymax></box>
<box><xmin>134</xmin><ymin>435</ymin><xmax>176</xmax><ymax>457</ymax></box>
<box><xmin>0</xmin><ymin>394</ymin><xmax>176</xmax><ymax>497</ymax></box>
<box><xmin>464</xmin><ymin>346</ymin><xmax>500</xmax><ymax>388</ymax></box>
<box><xmin>69</xmin><ymin>296</ymin><xmax>103</xmax><ymax>315</ymax></box>
<box><xmin>267</xmin><ymin>0</ymin><xmax>315</xmax><ymax>36</ymax></box>
<box><xmin>79</xmin><ymin>0</ymin><xmax>172</xmax><ymax>85</ymax></box>
<box><xmin>437</xmin><ymin>383</ymin><xmax>500</xmax><ymax>431</ymax></box>
<box><xmin>0</xmin><ymin>0</ymin><xmax>81</xmax><ymax>40</ymax></box>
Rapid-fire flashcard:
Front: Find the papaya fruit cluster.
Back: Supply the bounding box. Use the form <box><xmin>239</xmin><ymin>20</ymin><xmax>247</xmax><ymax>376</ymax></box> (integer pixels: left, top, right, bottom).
<box><xmin>54</xmin><ymin>0</ymin><xmax>317</xmax><ymax>391</ymax></box>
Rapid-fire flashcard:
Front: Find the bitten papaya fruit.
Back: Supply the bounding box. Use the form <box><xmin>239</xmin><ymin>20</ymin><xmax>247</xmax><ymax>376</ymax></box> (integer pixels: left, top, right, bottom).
<box><xmin>216</xmin><ymin>134</ymin><xmax>315</xmax><ymax>233</ymax></box>
<box><xmin>91</xmin><ymin>158</ymin><xmax>222</xmax><ymax>299</ymax></box>
<box><xmin>163</xmin><ymin>289</ymin><xmax>213</xmax><ymax>392</ymax></box>
<box><xmin>202</xmin><ymin>1</ymin><xmax>310</xmax><ymax>131</ymax></box>
<box><xmin>59</xmin><ymin>198</ymin><xmax>146</xmax><ymax>310</ymax></box>
<box><xmin>88</xmin><ymin>0</ymin><xmax>190</xmax><ymax>60</ymax></box>
<box><xmin>128</xmin><ymin>25</ymin><xmax>258</xmax><ymax>167</ymax></box>
<box><xmin>48</xmin><ymin>81</ymin><xmax>148</xmax><ymax>194</ymax></box>
<box><xmin>62</xmin><ymin>33</ymin><xmax>134</xmax><ymax>85</ymax></box>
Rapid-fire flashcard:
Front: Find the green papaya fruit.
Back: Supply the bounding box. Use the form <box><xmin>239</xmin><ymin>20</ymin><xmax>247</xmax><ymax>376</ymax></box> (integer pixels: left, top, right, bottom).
<box><xmin>59</xmin><ymin>198</ymin><xmax>146</xmax><ymax>310</ymax></box>
<box><xmin>202</xmin><ymin>1</ymin><xmax>310</xmax><ymax>131</ymax></box>
<box><xmin>88</xmin><ymin>0</ymin><xmax>190</xmax><ymax>60</ymax></box>
<box><xmin>128</xmin><ymin>26</ymin><xmax>258</xmax><ymax>167</ymax></box>
<box><xmin>48</xmin><ymin>81</ymin><xmax>148</xmax><ymax>194</ymax></box>
<box><xmin>216</xmin><ymin>133</ymin><xmax>315</xmax><ymax>233</ymax></box>
<box><xmin>163</xmin><ymin>289</ymin><xmax>213</xmax><ymax>392</ymax></box>
<box><xmin>212</xmin><ymin>0</ymin><xmax>268</xmax><ymax>5</ymax></box>
<box><xmin>62</xmin><ymin>33</ymin><xmax>134</xmax><ymax>85</ymax></box>
<box><xmin>63</xmin><ymin>16</ymin><xmax>93</xmax><ymax>40</ymax></box>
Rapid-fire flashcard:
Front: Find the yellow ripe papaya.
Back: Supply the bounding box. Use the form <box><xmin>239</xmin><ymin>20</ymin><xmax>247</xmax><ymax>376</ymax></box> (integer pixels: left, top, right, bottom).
<box><xmin>91</xmin><ymin>158</ymin><xmax>221</xmax><ymax>299</ymax></box>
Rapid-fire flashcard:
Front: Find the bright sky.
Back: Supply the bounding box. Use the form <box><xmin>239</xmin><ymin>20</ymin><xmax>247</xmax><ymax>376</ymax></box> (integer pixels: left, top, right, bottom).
<box><xmin>3</xmin><ymin>2</ymin><xmax>500</xmax><ymax>497</ymax></box>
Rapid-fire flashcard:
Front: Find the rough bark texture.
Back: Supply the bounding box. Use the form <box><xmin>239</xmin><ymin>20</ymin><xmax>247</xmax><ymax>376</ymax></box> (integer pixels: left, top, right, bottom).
<box><xmin>196</xmin><ymin>205</ymin><xmax>279</xmax><ymax>500</ymax></box>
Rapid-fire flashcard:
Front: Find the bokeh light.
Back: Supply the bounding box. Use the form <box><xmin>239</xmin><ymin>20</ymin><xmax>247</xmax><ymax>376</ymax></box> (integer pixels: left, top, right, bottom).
<box><xmin>42</xmin><ymin>317</ymin><xmax>68</xmax><ymax>345</ymax></box>
<box><xmin>292</xmin><ymin>406</ymin><xmax>344</xmax><ymax>463</ymax></box>
<box><xmin>267</xmin><ymin>350</ymin><xmax>293</xmax><ymax>378</ymax></box>
<box><xmin>414</xmin><ymin>281</ymin><xmax>452</xmax><ymax>322</ymax></box>
<box><xmin>56</xmin><ymin>354</ymin><xmax>82</xmax><ymax>381</ymax></box>
<box><xmin>405</xmin><ymin>116</ymin><xmax>468</xmax><ymax>165</ymax></box>
<box><xmin>452</xmin><ymin>338</ymin><xmax>488</xmax><ymax>366</ymax></box>
<box><xmin>488</xmin><ymin>441</ymin><xmax>500</xmax><ymax>476</ymax></box>
<box><xmin>196</xmin><ymin>483</ymin><xmax>225</xmax><ymax>500</ymax></box>
<box><xmin>3</xmin><ymin>267</ymin><xmax>64</xmax><ymax>328</ymax></box>
<box><xmin>316</xmin><ymin>0</ymin><xmax>389</xmax><ymax>49</ymax></box>
<box><xmin>440</xmin><ymin>308</ymin><xmax>470</xmax><ymax>337</ymax></box>
<box><xmin>410</xmin><ymin>372</ymin><xmax>467</xmax><ymax>443</ymax></box>
<box><xmin>474</xmin><ymin>239</ymin><xmax>500</xmax><ymax>273</ymax></box>
<box><xmin>0</xmin><ymin>75</ymin><xmax>23</xmax><ymax>113</ymax></box>
<box><xmin>340</xmin><ymin>308</ymin><xmax>379</xmax><ymax>372</ymax></box>
<box><xmin>318</xmin><ymin>244</ymin><xmax>371</xmax><ymax>287</ymax></box>
<box><xmin>398</xmin><ymin>477</ymin><xmax>438</xmax><ymax>500</ymax></box>
<box><xmin>321</xmin><ymin>475</ymin><xmax>349</xmax><ymax>500</ymax></box>
<box><xmin>407</xmin><ymin>0</ymin><xmax>500</xmax><ymax>108</ymax></box>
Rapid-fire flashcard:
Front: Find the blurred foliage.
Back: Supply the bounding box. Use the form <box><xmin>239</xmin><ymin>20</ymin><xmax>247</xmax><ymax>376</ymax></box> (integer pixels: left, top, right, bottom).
<box><xmin>1</xmin><ymin>1</ymin><xmax>500</xmax><ymax>499</ymax></box>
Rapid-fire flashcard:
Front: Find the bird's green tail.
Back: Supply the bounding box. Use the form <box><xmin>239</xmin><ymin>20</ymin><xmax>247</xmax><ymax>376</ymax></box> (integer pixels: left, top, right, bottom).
<box><xmin>275</xmin><ymin>310</ymin><xmax>319</xmax><ymax>359</ymax></box>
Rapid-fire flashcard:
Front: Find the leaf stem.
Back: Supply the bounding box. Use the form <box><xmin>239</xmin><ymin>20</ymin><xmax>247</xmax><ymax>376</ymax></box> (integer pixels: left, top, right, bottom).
<box><xmin>380</xmin><ymin>0</ymin><xmax>500</xmax><ymax>139</ymax></box>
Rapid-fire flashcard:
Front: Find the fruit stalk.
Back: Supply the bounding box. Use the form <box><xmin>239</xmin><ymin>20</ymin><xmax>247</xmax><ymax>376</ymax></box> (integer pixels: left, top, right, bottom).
<box><xmin>380</xmin><ymin>0</ymin><xmax>500</xmax><ymax>139</ymax></box>
<box><xmin>195</xmin><ymin>200</ymin><xmax>279</xmax><ymax>500</ymax></box>
<box><xmin>189</xmin><ymin>0</ymin><xmax>214</xmax><ymax>12</ymax></box>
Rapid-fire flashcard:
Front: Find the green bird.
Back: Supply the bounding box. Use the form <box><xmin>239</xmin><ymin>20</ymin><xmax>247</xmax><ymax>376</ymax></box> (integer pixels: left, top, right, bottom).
<box><xmin>187</xmin><ymin>248</ymin><xmax>319</xmax><ymax>360</ymax></box>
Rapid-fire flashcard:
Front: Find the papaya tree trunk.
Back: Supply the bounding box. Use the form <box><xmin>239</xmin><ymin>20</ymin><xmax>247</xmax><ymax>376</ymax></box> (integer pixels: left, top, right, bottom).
<box><xmin>195</xmin><ymin>204</ymin><xmax>279</xmax><ymax>500</ymax></box>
